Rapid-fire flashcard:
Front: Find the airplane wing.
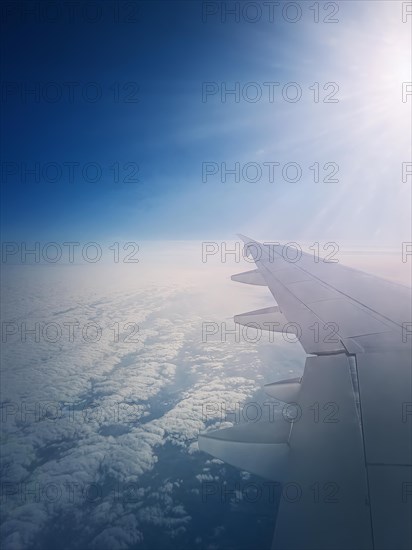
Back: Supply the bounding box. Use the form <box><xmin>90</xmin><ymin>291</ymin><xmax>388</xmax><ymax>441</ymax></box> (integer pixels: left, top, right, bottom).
<box><xmin>199</xmin><ymin>235</ymin><xmax>412</xmax><ymax>550</ymax></box>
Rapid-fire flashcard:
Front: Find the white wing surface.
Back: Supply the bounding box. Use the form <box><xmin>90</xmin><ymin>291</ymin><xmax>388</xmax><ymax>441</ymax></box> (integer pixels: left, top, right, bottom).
<box><xmin>199</xmin><ymin>235</ymin><xmax>412</xmax><ymax>550</ymax></box>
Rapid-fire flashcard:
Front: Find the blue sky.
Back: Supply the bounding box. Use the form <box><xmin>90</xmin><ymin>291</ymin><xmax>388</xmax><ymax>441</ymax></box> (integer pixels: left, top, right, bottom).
<box><xmin>1</xmin><ymin>1</ymin><xmax>411</xmax><ymax>244</ymax></box>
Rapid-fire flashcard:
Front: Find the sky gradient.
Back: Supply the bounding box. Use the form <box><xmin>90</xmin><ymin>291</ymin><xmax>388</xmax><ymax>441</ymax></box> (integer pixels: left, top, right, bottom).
<box><xmin>1</xmin><ymin>1</ymin><xmax>411</xmax><ymax>245</ymax></box>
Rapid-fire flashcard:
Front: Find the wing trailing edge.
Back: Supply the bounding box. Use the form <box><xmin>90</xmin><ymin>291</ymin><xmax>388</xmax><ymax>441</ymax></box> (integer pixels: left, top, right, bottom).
<box><xmin>231</xmin><ymin>269</ymin><xmax>267</xmax><ymax>286</ymax></box>
<box><xmin>198</xmin><ymin>420</ymin><xmax>290</xmax><ymax>481</ymax></box>
<box><xmin>264</xmin><ymin>377</ymin><xmax>301</xmax><ymax>402</ymax></box>
<box><xmin>234</xmin><ymin>306</ymin><xmax>287</xmax><ymax>331</ymax></box>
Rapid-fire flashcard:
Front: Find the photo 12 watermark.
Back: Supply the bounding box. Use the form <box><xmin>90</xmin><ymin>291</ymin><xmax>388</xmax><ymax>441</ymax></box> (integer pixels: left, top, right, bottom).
<box><xmin>200</xmin><ymin>399</ymin><xmax>340</xmax><ymax>425</ymax></box>
<box><xmin>201</xmin><ymin>2</ymin><xmax>340</xmax><ymax>24</ymax></box>
<box><xmin>1</xmin><ymin>161</ymin><xmax>140</xmax><ymax>184</ymax></box>
<box><xmin>1</xmin><ymin>81</ymin><xmax>140</xmax><ymax>104</ymax></box>
<box><xmin>1</xmin><ymin>400</ymin><xmax>145</xmax><ymax>425</ymax></box>
<box><xmin>202</xmin><ymin>161</ymin><xmax>339</xmax><ymax>184</ymax></box>
<box><xmin>200</xmin><ymin>480</ymin><xmax>341</xmax><ymax>504</ymax></box>
<box><xmin>1</xmin><ymin>480</ymin><xmax>144</xmax><ymax>505</ymax></box>
<box><xmin>1</xmin><ymin>1</ymin><xmax>141</xmax><ymax>25</ymax></box>
<box><xmin>1</xmin><ymin>241</ymin><xmax>140</xmax><ymax>264</ymax></box>
<box><xmin>202</xmin><ymin>81</ymin><xmax>340</xmax><ymax>103</ymax></box>
<box><xmin>1</xmin><ymin>321</ymin><xmax>140</xmax><ymax>344</ymax></box>
<box><xmin>201</xmin><ymin>240</ymin><xmax>340</xmax><ymax>264</ymax></box>
<box><xmin>201</xmin><ymin>320</ymin><xmax>340</xmax><ymax>345</ymax></box>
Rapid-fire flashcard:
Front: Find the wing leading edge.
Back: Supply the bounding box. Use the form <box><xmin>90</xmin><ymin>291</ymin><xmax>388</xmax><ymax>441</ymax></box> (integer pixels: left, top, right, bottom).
<box><xmin>199</xmin><ymin>236</ymin><xmax>412</xmax><ymax>550</ymax></box>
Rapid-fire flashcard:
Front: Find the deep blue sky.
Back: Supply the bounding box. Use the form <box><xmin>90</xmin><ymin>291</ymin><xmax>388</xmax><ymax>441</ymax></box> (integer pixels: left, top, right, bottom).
<box><xmin>1</xmin><ymin>1</ymin><xmax>411</xmax><ymax>243</ymax></box>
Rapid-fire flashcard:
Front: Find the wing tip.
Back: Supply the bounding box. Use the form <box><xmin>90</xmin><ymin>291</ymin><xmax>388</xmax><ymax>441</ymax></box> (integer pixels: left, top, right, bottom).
<box><xmin>236</xmin><ymin>233</ymin><xmax>253</xmax><ymax>243</ymax></box>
